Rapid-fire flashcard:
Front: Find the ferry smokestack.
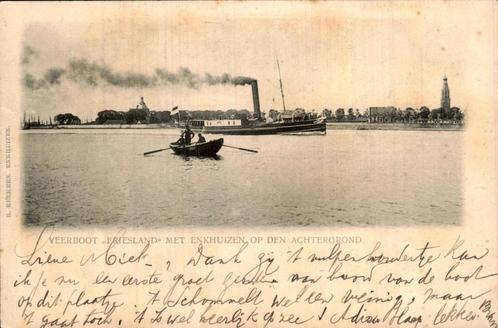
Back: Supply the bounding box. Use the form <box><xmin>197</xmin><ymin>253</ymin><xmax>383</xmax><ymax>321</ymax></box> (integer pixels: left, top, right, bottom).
<box><xmin>251</xmin><ymin>80</ymin><xmax>261</xmax><ymax>119</ymax></box>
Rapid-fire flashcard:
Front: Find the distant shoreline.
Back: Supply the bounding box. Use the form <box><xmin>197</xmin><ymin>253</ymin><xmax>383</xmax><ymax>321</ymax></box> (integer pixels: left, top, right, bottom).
<box><xmin>23</xmin><ymin>123</ymin><xmax>177</xmax><ymax>130</ymax></box>
<box><xmin>326</xmin><ymin>122</ymin><xmax>464</xmax><ymax>131</ymax></box>
<box><xmin>22</xmin><ymin>122</ymin><xmax>464</xmax><ymax>131</ymax></box>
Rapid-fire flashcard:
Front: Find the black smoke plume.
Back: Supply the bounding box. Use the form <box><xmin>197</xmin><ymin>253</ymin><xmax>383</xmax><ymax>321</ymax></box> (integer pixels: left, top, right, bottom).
<box><xmin>21</xmin><ymin>45</ymin><xmax>38</xmax><ymax>65</ymax></box>
<box><xmin>23</xmin><ymin>58</ymin><xmax>256</xmax><ymax>91</ymax></box>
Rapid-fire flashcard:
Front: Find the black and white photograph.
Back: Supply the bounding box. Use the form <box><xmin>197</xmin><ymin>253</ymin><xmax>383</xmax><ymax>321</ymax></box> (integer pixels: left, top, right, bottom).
<box><xmin>19</xmin><ymin>3</ymin><xmax>473</xmax><ymax>228</ymax></box>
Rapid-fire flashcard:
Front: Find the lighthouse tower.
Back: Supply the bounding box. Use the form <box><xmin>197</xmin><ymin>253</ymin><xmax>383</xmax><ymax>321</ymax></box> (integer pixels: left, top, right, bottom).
<box><xmin>440</xmin><ymin>76</ymin><xmax>451</xmax><ymax>114</ymax></box>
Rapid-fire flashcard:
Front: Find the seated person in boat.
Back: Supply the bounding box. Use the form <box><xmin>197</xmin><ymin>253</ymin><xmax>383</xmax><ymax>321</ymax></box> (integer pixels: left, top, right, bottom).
<box><xmin>197</xmin><ymin>133</ymin><xmax>206</xmax><ymax>143</ymax></box>
<box><xmin>176</xmin><ymin>135</ymin><xmax>185</xmax><ymax>145</ymax></box>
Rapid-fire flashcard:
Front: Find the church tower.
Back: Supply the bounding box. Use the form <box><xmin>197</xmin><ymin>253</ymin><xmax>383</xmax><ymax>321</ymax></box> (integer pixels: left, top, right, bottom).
<box><xmin>440</xmin><ymin>76</ymin><xmax>451</xmax><ymax>112</ymax></box>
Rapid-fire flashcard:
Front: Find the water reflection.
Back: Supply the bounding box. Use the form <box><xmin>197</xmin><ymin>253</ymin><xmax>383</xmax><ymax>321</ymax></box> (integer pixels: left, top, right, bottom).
<box><xmin>173</xmin><ymin>154</ymin><xmax>222</xmax><ymax>161</ymax></box>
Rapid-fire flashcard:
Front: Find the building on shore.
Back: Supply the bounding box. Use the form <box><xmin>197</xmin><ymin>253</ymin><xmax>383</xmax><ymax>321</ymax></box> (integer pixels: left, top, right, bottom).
<box><xmin>368</xmin><ymin>106</ymin><xmax>397</xmax><ymax>123</ymax></box>
<box><xmin>127</xmin><ymin>96</ymin><xmax>151</xmax><ymax>124</ymax></box>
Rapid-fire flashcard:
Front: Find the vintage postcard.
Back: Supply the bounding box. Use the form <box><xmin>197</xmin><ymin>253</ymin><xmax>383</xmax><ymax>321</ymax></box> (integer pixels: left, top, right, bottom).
<box><xmin>1</xmin><ymin>2</ymin><xmax>497</xmax><ymax>327</ymax></box>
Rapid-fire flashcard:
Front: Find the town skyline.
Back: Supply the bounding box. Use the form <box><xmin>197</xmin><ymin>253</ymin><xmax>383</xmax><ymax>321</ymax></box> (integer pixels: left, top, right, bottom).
<box><xmin>23</xmin><ymin>76</ymin><xmax>463</xmax><ymax>125</ymax></box>
<box><xmin>21</xmin><ymin>2</ymin><xmax>492</xmax><ymax>121</ymax></box>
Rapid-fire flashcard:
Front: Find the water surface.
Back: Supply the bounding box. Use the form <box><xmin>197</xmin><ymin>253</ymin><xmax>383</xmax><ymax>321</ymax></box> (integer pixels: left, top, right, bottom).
<box><xmin>23</xmin><ymin>129</ymin><xmax>462</xmax><ymax>227</ymax></box>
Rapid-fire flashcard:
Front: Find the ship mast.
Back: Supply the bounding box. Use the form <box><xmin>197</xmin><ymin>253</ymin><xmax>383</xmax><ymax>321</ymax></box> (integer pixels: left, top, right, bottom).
<box><xmin>276</xmin><ymin>58</ymin><xmax>287</xmax><ymax>111</ymax></box>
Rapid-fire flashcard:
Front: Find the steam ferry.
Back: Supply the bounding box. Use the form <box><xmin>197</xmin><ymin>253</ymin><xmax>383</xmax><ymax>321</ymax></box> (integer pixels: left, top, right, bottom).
<box><xmin>190</xmin><ymin>61</ymin><xmax>326</xmax><ymax>135</ymax></box>
<box><xmin>191</xmin><ymin>116</ymin><xmax>326</xmax><ymax>135</ymax></box>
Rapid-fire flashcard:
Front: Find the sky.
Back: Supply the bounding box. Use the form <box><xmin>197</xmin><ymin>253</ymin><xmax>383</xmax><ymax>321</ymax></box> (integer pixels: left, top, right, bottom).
<box><xmin>19</xmin><ymin>2</ymin><xmax>495</xmax><ymax>121</ymax></box>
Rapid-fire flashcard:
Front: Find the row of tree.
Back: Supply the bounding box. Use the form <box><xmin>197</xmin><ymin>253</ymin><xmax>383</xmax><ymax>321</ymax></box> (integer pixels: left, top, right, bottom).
<box><xmin>94</xmin><ymin>109</ymin><xmax>155</xmax><ymax>124</ymax></box>
<box><xmin>94</xmin><ymin>108</ymin><xmax>253</xmax><ymax>124</ymax></box>
<box><xmin>54</xmin><ymin>113</ymin><xmax>81</xmax><ymax>125</ymax></box>
<box><xmin>323</xmin><ymin>106</ymin><xmax>464</xmax><ymax>122</ymax></box>
<box><xmin>52</xmin><ymin>105</ymin><xmax>464</xmax><ymax>126</ymax></box>
<box><xmin>51</xmin><ymin>108</ymin><xmax>253</xmax><ymax>125</ymax></box>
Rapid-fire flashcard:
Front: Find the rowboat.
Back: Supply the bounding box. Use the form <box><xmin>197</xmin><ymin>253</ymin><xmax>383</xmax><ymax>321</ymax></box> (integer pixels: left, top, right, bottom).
<box><xmin>169</xmin><ymin>138</ymin><xmax>224</xmax><ymax>157</ymax></box>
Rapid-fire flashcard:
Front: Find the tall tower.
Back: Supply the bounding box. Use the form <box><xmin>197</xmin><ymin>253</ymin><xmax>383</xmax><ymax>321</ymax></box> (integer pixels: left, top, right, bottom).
<box><xmin>139</xmin><ymin>96</ymin><xmax>151</xmax><ymax>123</ymax></box>
<box><xmin>440</xmin><ymin>76</ymin><xmax>451</xmax><ymax>112</ymax></box>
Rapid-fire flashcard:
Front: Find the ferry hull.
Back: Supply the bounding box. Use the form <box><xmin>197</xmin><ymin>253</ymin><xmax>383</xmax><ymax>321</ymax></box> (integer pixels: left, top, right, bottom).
<box><xmin>201</xmin><ymin>120</ymin><xmax>326</xmax><ymax>135</ymax></box>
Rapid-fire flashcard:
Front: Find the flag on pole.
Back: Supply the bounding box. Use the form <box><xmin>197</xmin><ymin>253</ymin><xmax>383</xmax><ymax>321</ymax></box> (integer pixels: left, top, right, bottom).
<box><xmin>171</xmin><ymin>106</ymin><xmax>179</xmax><ymax>116</ymax></box>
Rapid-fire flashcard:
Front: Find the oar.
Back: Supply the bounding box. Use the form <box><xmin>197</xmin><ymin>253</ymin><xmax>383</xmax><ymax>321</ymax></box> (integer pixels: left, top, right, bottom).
<box><xmin>224</xmin><ymin>144</ymin><xmax>258</xmax><ymax>153</ymax></box>
<box><xmin>144</xmin><ymin>148</ymin><xmax>168</xmax><ymax>156</ymax></box>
